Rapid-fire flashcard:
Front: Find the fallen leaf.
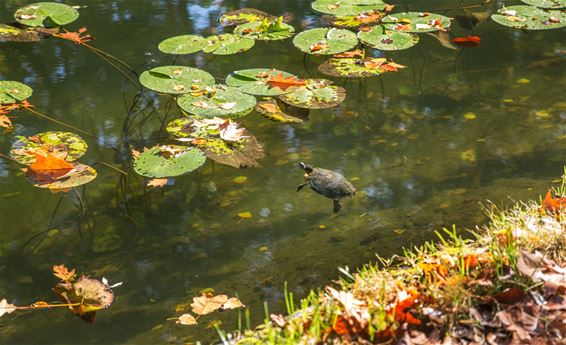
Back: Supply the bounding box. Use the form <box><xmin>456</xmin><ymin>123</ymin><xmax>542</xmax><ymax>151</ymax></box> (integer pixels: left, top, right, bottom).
<box><xmin>0</xmin><ymin>299</ymin><xmax>16</xmax><ymax>318</ymax></box>
<box><xmin>131</xmin><ymin>149</ymin><xmax>141</xmax><ymax>159</ymax></box>
<box><xmin>28</xmin><ymin>153</ymin><xmax>74</xmax><ymax>180</ymax></box>
<box><xmin>452</xmin><ymin>35</ymin><xmax>481</xmax><ymax>48</ymax></box>
<box><xmin>147</xmin><ymin>178</ymin><xmax>168</xmax><ymax>188</ymax></box>
<box><xmin>270</xmin><ymin>313</ymin><xmax>286</xmax><ymax>327</ymax></box>
<box><xmin>0</xmin><ymin>115</ymin><xmax>12</xmax><ymax>129</ymax></box>
<box><xmin>267</xmin><ymin>73</ymin><xmax>306</xmax><ymax>91</ymax></box>
<box><xmin>176</xmin><ymin>313</ymin><xmax>197</xmax><ymax>325</ymax></box>
<box><xmin>220</xmin><ymin>102</ymin><xmax>236</xmax><ymax>110</ymax></box>
<box><xmin>52</xmin><ymin>264</ymin><xmax>76</xmax><ymax>282</ymax></box>
<box><xmin>463</xmin><ymin>112</ymin><xmax>477</xmax><ymax>120</ymax></box>
<box><xmin>258</xmin><ymin>102</ymin><xmax>278</xmax><ymax>113</ymax></box>
<box><xmin>219</xmin><ymin>119</ymin><xmax>248</xmax><ymax>142</ymax></box>
<box><xmin>333</xmin><ymin>49</ymin><xmax>365</xmax><ymax>59</ymax></box>
<box><xmin>517</xmin><ymin>78</ymin><xmax>530</xmax><ymax>84</ymax></box>
<box><xmin>541</xmin><ymin>191</ymin><xmax>566</xmax><ymax>213</ymax></box>
<box><xmin>191</xmin><ymin>294</ymin><xmax>228</xmax><ymax>315</ymax></box>
<box><xmin>233</xmin><ymin>176</ymin><xmax>247</xmax><ymax>184</ymax></box>
<box><xmin>238</xmin><ymin>211</ymin><xmax>253</xmax><ymax>219</ymax></box>
<box><xmin>54</xmin><ymin>27</ymin><xmax>94</xmax><ymax>45</ymax></box>
<box><xmin>220</xmin><ymin>297</ymin><xmax>245</xmax><ymax>310</ymax></box>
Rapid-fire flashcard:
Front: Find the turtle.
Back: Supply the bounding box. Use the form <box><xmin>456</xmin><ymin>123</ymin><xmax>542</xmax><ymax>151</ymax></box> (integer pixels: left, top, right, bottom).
<box><xmin>297</xmin><ymin>162</ymin><xmax>356</xmax><ymax>213</ymax></box>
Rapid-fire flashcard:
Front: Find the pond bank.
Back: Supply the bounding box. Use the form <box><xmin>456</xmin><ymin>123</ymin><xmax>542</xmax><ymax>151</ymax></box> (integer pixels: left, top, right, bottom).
<box><xmin>222</xmin><ymin>173</ymin><xmax>566</xmax><ymax>344</ymax></box>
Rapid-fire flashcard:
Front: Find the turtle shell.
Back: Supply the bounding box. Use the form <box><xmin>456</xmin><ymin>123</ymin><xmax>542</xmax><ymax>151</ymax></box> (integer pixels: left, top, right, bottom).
<box><xmin>306</xmin><ymin>167</ymin><xmax>355</xmax><ymax>199</ymax></box>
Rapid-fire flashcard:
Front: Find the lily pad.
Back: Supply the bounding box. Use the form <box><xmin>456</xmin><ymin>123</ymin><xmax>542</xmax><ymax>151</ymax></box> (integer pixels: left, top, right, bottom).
<box><xmin>319</xmin><ymin>57</ymin><xmax>405</xmax><ymax>78</ymax></box>
<box><xmin>293</xmin><ymin>28</ymin><xmax>358</xmax><ymax>55</ymax></box>
<box><xmin>219</xmin><ymin>8</ymin><xmax>275</xmax><ymax>26</ymax></box>
<box><xmin>521</xmin><ymin>0</ymin><xmax>566</xmax><ymax>9</ymax></box>
<box><xmin>0</xmin><ymin>81</ymin><xmax>33</xmax><ymax>104</ymax></box>
<box><xmin>133</xmin><ymin>145</ymin><xmax>206</xmax><ymax>178</ymax></box>
<box><xmin>14</xmin><ymin>2</ymin><xmax>79</xmax><ymax>27</ymax></box>
<box><xmin>382</xmin><ymin>12</ymin><xmax>451</xmax><ymax>33</ymax></box>
<box><xmin>10</xmin><ymin>131</ymin><xmax>88</xmax><ymax>165</ymax></box>
<box><xmin>166</xmin><ymin>118</ymin><xmax>264</xmax><ymax>168</ymax></box>
<box><xmin>358</xmin><ymin>25</ymin><xmax>419</xmax><ymax>50</ymax></box>
<box><xmin>158</xmin><ymin>35</ymin><xmax>207</xmax><ymax>54</ymax></box>
<box><xmin>202</xmin><ymin>34</ymin><xmax>255</xmax><ymax>55</ymax></box>
<box><xmin>321</xmin><ymin>11</ymin><xmax>386</xmax><ymax>29</ymax></box>
<box><xmin>26</xmin><ymin>163</ymin><xmax>97</xmax><ymax>189</ymax></box>
<box><xmin>312</xmin><ymin>0</ymin><xmax>386</xmax><ymax>16</ymax></box>
<box><xmin>255</xmin><ymin>99</ymin><xmax>308</xmax><ymax>123</ymax></box>
<box><xmin>139</xmin><ymin>66</ymin><xmax>215</xmax><ymax>94</ymax></box>
<box><xmin>279</xmin><ymin>79</ymin><xmax>346</xmax><ymax>109</ymax></box>
<box><xmin>177</xmin><ymin>85</ymin><xmax>256</xmax><ymax>118</ymax></box>
<box><xmin>491</xmin><ymin>5</ymin><xmax>566</xmax><ymax>30</ymax></box>
<box><xmin>234</xmin><ymin>18</ymin><xmax>295</xmax><ymax>41</ymax></box>
<box><xmin>225</xmin><ymin>68</ymin><xmax>300</xmax><ymax>96</ymax></box>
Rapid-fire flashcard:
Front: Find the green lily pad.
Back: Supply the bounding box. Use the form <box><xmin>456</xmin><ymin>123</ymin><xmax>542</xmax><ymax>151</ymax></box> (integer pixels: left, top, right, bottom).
<box><xmin>0</xmin><ymin>80</ymin><xmax>33</xmax><ymax>104</ymax></box>
<box><xmin>202</xmin><ymin>34</ymin><xmax>255</xmax><ymax>55</ymax></box>
<box><xmin>26</xmin><ymin>163</ymin><xmax>97</xmax><ymax>190</ymax></box>
<box><xmin>279</xmin><ymin>79</ymin><xmax>346</xmax><ymax>109</ymax></box>
<box><xmin>293</xmin><ymin>28</ymin><xmax>358</xmax><ymax>55</ymax></box>
<box><xmin>521</xmin><ymin>0</ymin><xmax>566</xmax><ymax>9</ymax></box>
<box><xmin>321</xmin><ymin>11</ymin><xmax>386</xmax><ymax>29</ymax></box>
<box><xmin>14</xmin><ymin>2</ymin><xmax>79</xmax><ymax>27</ymax></box>
<box><xmin>177</xmin><ymin>85</ymin><xmax>257</xmax><ymax>118</ymax></box>
<box><xmin>382</xmin><ymin>12</ymin><xmax>451</xmax><ymax>33</ymax></box>
<box><xmin>139</xmin><ymin>66</ymin><xmax>215</xmax><ymax>94</ymax></box>
<box><xmin>219</xmin><ymin>8</ymin><xmax>275</xmax><ymax>26</ymax></box>
<box><xmin>225</xmin><ymin>68</ymin><xmax>300</xmax><ymax>96</ymax></box>
<box><xmin>358</xmin><ymin>25</ymin><xmax>419</xmax><ymax>50</ymax></box>
<box><xmin>318</xmin><ymin>57</ymin><xmax>405</xmax><ymax>78</ymax></box>
<box><xmin>491</xmin><ymin>5</ymin><xmax>566</xmax><ymax>30</ymax></box>
<box><xmin>158</xmin><ymin>35</ymin><xmax>207</xmax><ymax>54</ymax></box>
<box><xmin>255</xmin><ymin>99</ymin><xmax>308</xmax><ymax>123</ymax></box>
<box><xmin>166</xmin><ymin>118</ymin><xmax>264</xmax><ymax>168</ymax></box>
<box><xmin>10</xmin><ymin>131</ymin><xmax>88</xmax><ymax>165</ymax></box>
<box><xmin>312</xmin><ymin>0</ymin><xmax>386</xmax><ymax>16</ymax></box>
<box><xmin>133</xmin><ymin>145</ymin><xmax>206</xmax><ymax>178</ymax></box>
<box><xmin>234</xmin><ymin>17</ymin><xmax>295</xmax><ymax>41</ymax></box>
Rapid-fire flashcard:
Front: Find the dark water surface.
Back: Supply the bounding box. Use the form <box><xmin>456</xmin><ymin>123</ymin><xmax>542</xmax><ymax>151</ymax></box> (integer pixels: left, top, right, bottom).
<box><xmin>1</xmin><ymin>0</ymin><xmax>565</xmax><ymax>343</ymax></box>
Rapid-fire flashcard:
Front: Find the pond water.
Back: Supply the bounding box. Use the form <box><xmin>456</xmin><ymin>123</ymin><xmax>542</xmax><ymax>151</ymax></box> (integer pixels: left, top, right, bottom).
<box><xmin>0</xmin><ymin>0</ymin><xmax>565</xmax><ymax>343</ymax></box>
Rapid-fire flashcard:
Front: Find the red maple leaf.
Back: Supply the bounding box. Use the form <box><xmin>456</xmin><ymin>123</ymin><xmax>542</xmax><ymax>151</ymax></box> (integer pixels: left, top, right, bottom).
<box><xmin>541</xmin><ymin>190</ymin><xmax>566</xmax><ymax>214</ymax></box>
<box><xmin>54</xmin><ymin>27</ymin><xmax>94</xmax><ymax>45</ymax></box>
<box><xmin>452</xmin><ymin>35</ymin><xmax>481</xmax><ymax>48</ymax></box>
<box><xmin>266</xmin><ymin>73</ymin><xmax>306</xmax><ymax>91</ymax></box>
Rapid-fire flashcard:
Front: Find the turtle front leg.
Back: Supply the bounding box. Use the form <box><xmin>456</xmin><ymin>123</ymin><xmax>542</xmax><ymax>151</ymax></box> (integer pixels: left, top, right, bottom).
<box><xmin>333</xmin><ymin>199</ymin><xmax>342</xmax><ymax>213</ymax></box>
<box><xmin>297</xmin><ymin>183</ymin><xmax>308</xmax><ymax>192</ymax></box>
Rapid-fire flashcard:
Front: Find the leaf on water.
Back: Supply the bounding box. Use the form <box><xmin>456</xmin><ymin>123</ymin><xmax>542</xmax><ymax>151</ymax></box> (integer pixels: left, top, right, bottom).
<box><xmin>238</xmin><ymin>211</ymin><xmax>253</xmax><ymax>219</ymax></box>
<box><xmin>131</xmin><ymin>149</ymin><xmax>141</xmax><ymax>159</ymax></box>
<box><xmin>267</xmin><ymin>73</ymin><xmax>306</xmax><ymax>91</ymax></box>
<box><xmin>220</xmin><ymin>297</ymin><xmax>245</xmax><ymax>310</ymax></box>
<box><xmin>53</xmin><ymin>264</ymin><xmax>76</xmax><ymax>282</ymax></box>
<box><xmin>28</xmin><ymin>153</ymin><xmax>74</xmax><ymax>180</ymax></box>
<box><xmin>233</xmin><ymin>176</ymin><xmax>248</xmax><ymax>184</ymax></box>
<box><xmin>147</xmin><ymin>178</ymin><xmax>168</xmax><ymax>188</ymax></box>
<box><xmin>452</xmin><ymin>35</ymin><xmax>481</xmax><ymax>48</ymax></box>
<box><xmin>0</xmin><ymin>115</ymin><xmax>12</xmax><ymax>129</ymax></box>
<box><xmin>0</xmin><ymin>299</ymin><xmax>16</xmax><ymax>318</ymax></box>
<box><xmin>191</xmin><ymin>294</ymin><xmax>228</xmax><ymax>315</ymax></box>
<box><xmin>176</xmin><ymin>313</ymin><xmax>198</xmax><ymax>325</ymax></box>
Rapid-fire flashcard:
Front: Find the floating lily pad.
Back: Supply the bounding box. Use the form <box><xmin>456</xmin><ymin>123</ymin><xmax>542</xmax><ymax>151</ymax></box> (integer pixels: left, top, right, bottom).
<box><xmin>279</xmin><ymin>79</ymin><xmax>346</xmax><ymax>109</ymax></box>
<box><xmin>133</xmin><ymin>145</ymin><xmax>206</xmax><ymax>178</ymax></box>
<box><xmin>225</xmin><ymin>68</ymin><xmax>299</xmax><ymax>96</ymax></box>
<box><xmin>10</xmin><ymin>131</ymin><xmax>88</xmax><ymax>165</ymax></box>
<box><xmin>382</xmin><ymin>12</ymin><xmax>451</xmax><ymax>32</ymax></box>
<box><xmin>321</xmin><ymin>11</ymin><xmax>386</xmax><ymax>29</ymax></box>
<box><xmin>166</xmin><ymin>118</ymin><xmax>264</xmax><ymax>168</ymax></box>
<box><xmin>0</xmin><ymin>80</ymin><xmax>33</xmax><ymax>104</ymax></box>
<box><xmin>234</xmin><ymin>18</ymin><xmax>295</xmax><ymax>41</ymax></box>
<box><xmin>158</xmin><ymin>35</ymin><xmax>207</xmax><ymax>54</ymax></box>
<box><xmin>219</xmin><ymin>8</ymin><xmax>275</xmax><ymax>26</ymax></box>
<box><xmin>521</xmin><ymin>0</ymin><xmax>566</xmax><ymax>9</ymax></box>
<box><xmin>14</xmin><ymin>2</ymin><xmax>79</xmax><ymax>27</ymax></box>
<box><xmin>491</xmin><ymin>5</ymin><xmax>566</xmax><ymax>30</ymax></box>
<box><xmin>255</xmin><ymin>99</ymin><xmax>308</xmax><ymax>123</ymax></box>
<box><xmin>293</xmin><ymin>28</ymin><xmax>358</xmax><ymax>55</ymax></box>
<box><xmin>202</xmin><ymin>34</ymin><xmax>255</xmax><ymax>55</ymax></box>
<box><xmin>139</xmin><ymin>66</ymin><xmax>215</xmax><ymax>94</ymax></box>
<box><xmin>358</xmin><ymin>25</ymin><xmax>419</xmax><ymax>50</ymax></box>
<box><xmin>319</xmin><ymin>57</ymin><xmax>405</xmax><ymax>78</ymax></box>
<box><xmin>177</xmin><ymin>85</ymin><xmax>256</xmax><ymax>118</ymax></box>
<box><xmin>26</xmin><ymin>163</ymin><xmax>97</xmax><ymax>189</ymax></box>
<box><xmin>312</xmin><ymin>0</ymin><xmax>386</xmax><ymax>16</ymax></box>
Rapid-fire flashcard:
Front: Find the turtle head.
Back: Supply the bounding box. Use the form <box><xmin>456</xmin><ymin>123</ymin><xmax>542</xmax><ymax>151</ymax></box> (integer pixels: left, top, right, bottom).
<box><xmin>298</xmin><ymin>162</ymin><xmax>313</xmax><ymax>174</ymax></box>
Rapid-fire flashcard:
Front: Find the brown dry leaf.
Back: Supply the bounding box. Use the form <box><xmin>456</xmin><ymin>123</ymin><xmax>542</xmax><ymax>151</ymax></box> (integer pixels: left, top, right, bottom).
<box><xmin>0</xmin><ymin>299</ymin><xmax>16</xmax><ymax>317</ymax></box>
<box><xmin>147</xmin><ymin>178</ymin><xmax>168</xmax><ymax>188</ymax></box>
<box><xmin>52</xmin><ymin>264</ymin><xmax>76</xmax><ymax>282</ymax></box>
<box><xmin>131</xmin><ymin>149</ymin><xmax>141</xmax><ymax>159</ymax></box>
<box><xmin>0</xmin><ymin>115</ymin><xmax>12</xmax><ymax>129</ymax></box>
<box><xmin>496</xmin><ymin>310</ymin><xmax>531</xmax><ymax>341</ymax></box>
<box><xmin>191</xmin><ymin>294</ymin><xmax>228</xmax><ymax>315</ymax></box>
<box><xmin>270</xmin><ymin>314</ymin><xmax>286</xmax><ymax>327</ymax></box>
<box><xmin>517</xmin><ymin>251</ymin><xmax>566</xmax><ymax>291</ymax></box>
<box><xmin>258</xmin><ymin>102</ymin><xmax>278</xmax><ymax>113</ymax></box>
<box><xmin>176</xmin><ymin>313</ymin><xmax>197</xmax><ymax>325</ymax></box>
<box><xmin>220</xmin><ymin>297</ymin><xmax>245</xmax><ymax>310</ymax></box>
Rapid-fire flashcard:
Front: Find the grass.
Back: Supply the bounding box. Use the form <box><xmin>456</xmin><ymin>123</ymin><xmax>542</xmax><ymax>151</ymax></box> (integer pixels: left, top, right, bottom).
<box><xmin>219</xmin><ymin>170</ymin><xmax>566</xmax><ymax>344</ymax></box>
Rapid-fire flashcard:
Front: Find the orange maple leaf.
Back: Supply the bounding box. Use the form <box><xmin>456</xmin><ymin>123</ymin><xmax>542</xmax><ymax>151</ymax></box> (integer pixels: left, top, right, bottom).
<box><xmin>542</xmin><ymin>190</ymin><xmax>566</xmax><ymax>213</ymax></box>
<box><xmin>54</xmin><ymin>27</ymin><xmax>94</xmax><ymax>45</ymax></box>
<box><xmin>266</xmin><ymin>73</ymin><xmax>306</xmax><ymax>91</ymax></box>
<box><xmin>28</xmin><ymin>153</ymin><xmax>73</xmax><ymax>180</ymax></box>
<box><xmin>452</xmin><ymin>35</ymin><xmax>481</xmax><ymax>48</ymax></box>
<box><xmin>52</xmin><ymin>264</ymin><xmax>76</xmax><ymax>282</ymax></box>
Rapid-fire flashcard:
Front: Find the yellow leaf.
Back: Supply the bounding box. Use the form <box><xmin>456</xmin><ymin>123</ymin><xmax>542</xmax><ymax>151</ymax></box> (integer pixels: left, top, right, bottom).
<box><xmin>233</xmin><ymin>176</ymin><xmax>248</xmax><ymax>184</ymax></box>
<box><xmin>463</xmin><ymin>112</ymin><xmax>476</xmax><ymax>120</ymax></box>
<box><xmin>191</xmin><ymin>295</ymin><xmax>228</xmax><ymax>315</ymax></box>
<box><xmin>258</xmin><ymin>246</ymin><xmax>268</xmax><ymax>252</ymax></box>
<box><xmin>175</xmin><ymin>304</ymin><xmax>186</xmax><ymax>313</ymax></box>
<box><xmin>534</xmin><ymin>110</ymin><xmax>550</xmax><ymax>119</ymax></box>
<box><xmin>516</xmin><ymin>78</ymin><xmax>530</xmax><ymax>84</ymax></box>
<box><xmin>220</xmin><ymin>297</ymin><xmax>245</xmax><ymax>310</ymax></box>
<box><xmin>237</xmin><ymin>212</ymin><xmax>252</xmax><ymax>219</ymax></box>
<box><xmin>460</xmin><ymin>149</ymin><xmax>476</xmax><ymax>163</ymax></box>
<box><xmin>176</xmin><ymin>313</ymin><xmax>197</xmax><ymax>325</ymax></box>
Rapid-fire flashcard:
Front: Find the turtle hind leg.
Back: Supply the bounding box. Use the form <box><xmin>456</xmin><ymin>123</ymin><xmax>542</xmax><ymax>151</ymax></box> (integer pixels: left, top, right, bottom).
<box><xmin>297</xmin><ymin>183</ymin><xmax>308</xmax><ymax>192</ymax></box>
<box><xmin>333</xmin><ymin>199</ymin><xmax>342</xmax><ymax>213</ymax></box>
